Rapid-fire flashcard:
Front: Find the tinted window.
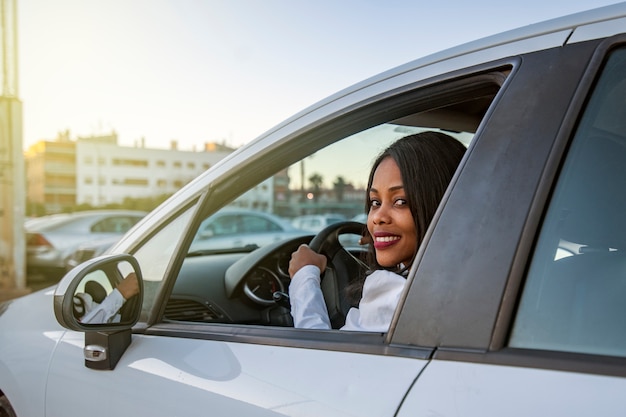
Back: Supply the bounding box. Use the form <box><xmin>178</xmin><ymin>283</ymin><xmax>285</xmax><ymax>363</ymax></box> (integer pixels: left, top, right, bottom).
<box><xmin>239</xmin><ymin>215</ymin><xmax>282</xmax><ymax>233</ymax></box>
<box><xmin>92</xmin><ymin>216</ymin><xmax>141</xmax><ymax>233</ymax></box>
<box><xmin>209</xmin><ymin>215</ymin><xmax>239</xmax><ymax>235</ymax></box>
<box><xmin>510</xmin><ymin>48</ymin><xmax>626</xmax><ymax>357</ymax></box>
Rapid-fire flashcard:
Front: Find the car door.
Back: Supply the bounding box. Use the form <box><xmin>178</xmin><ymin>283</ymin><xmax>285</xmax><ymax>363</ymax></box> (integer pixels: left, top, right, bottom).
<box><xmin>45</xmin><ymin>200</ymin><xmax>429</xmax><ymax>417</ymax></box>
<box><xmin>47</xmin><ymin>333</ymin><xmax>426</xmax><ymax>416</ymax></box>
<box><xmin>395</xmin><ymin>36</ymin><xmax>626</xmax><ymax>416</ymax></box>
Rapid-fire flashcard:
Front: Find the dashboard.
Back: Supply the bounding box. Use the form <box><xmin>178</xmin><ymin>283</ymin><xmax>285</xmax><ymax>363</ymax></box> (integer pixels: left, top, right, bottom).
<box><xmin>164</xmin><ymin>235</ymin><xmax>314</xmax><ymax>326</ymax></box>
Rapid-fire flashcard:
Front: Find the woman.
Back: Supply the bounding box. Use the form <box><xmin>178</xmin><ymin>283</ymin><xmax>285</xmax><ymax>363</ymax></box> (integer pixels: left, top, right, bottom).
<box><xmin>288</xmin><ymin>131</ymin><xmax>466</xmax><ymax>331</ymax></box>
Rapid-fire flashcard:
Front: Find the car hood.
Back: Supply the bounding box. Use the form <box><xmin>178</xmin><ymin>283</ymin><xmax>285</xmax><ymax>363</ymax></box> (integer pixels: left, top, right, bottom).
<box><xmin>0</xmin><ymin>286</ymin><xmax>68</xmax><ymax>411</ymax></box>
<box><xmin>0</xmin><ymin>285</ymin><xmax>66</xmax><ymax>336</ymax></box>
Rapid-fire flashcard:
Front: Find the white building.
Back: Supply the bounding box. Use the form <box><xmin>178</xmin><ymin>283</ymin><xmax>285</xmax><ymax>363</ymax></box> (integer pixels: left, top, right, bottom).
<box><xmin>75</xmin><ymin>136</ymin><xmax>233</xmax><ymax>206</ymax></box>
<box><xmin>26</xmin><ymin>132</ymin><xmax>286</xmax><ymax>215</ymax></box>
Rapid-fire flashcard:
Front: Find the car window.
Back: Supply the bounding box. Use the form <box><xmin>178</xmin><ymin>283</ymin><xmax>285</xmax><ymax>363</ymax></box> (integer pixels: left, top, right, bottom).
<box><xmin>91</xmin><ymin>216</ymin><xmax>141</xmax><ymax>233</ymax></box>
<box><xmin>159</xmin><ymin>70</ymin><xmax>508</xmax><ymax>330</ymax></box>
<box><xmin>239</xmin><ymin>215</ymin><xmax>282</xmax><ymax>233</ymax></box>
<box><xmin>209</xmin><ymin>215</ymin><xmax>239</xmax><ymax>235</ymax></box>
<box><xmin>510</xmin><ymin>47</ymin><xmax>626</xmax><ymax>357</ymax></box>
<box><xmin>133</xmin><ymin>206</ymin><xmax>196</xmax><ymax>321</ymax></box>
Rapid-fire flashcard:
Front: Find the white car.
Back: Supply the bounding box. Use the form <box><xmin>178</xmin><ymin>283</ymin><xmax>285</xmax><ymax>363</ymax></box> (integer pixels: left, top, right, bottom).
<box><xmin>291</xmin><ymin>214</ymin><xmax>347</xmax><ymax>233</ymax></box>
<box><xmin>190</xmin><ymin>208</ymin><xmax>308</xmax><ymax>252</ymax></box>
<box><xmin>25</xmin><ymin>209</ymin><xmax>147</xmax><ymax>279</ymax></box>
<box><xmin>3</xmin><ymin>4</ymin><xmax>626</xmax><ymax>416</ymax></box>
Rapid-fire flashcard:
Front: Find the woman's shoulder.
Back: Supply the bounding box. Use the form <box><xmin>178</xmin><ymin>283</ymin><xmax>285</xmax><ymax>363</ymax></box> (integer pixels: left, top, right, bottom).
<box><xmin>363</xmin><ymin>269</ymin><xmax>407</xmax><ymax>292</ymax></box>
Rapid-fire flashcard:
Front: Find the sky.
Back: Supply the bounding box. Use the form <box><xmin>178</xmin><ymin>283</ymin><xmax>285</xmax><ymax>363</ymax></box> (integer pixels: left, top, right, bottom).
<box><xmin>16</xmin><ymin>0</ymin><xmax>624</xmax><ymax>152</ymax></box>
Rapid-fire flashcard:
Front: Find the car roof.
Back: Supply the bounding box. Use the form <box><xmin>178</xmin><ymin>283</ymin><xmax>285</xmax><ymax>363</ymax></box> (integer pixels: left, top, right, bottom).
<box><xmin>25</xmin><ymin>210</ymin><xmax>147</xmax><ymax>232</ymax></box>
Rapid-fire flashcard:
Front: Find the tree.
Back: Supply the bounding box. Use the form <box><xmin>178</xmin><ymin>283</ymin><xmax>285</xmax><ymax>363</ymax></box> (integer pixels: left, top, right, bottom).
<box><xmin>308</xmin><ymin>173</ymin><xmax>323</xmax><ymax>202</ymax></box>
<box><xmin>333</xmin><ymin>176</ymin><xmax>347</xmax><ymax>202</ymax></box>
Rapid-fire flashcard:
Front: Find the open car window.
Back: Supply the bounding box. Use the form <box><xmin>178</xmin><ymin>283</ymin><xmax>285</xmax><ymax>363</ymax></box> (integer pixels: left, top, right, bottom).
<box><xmin>153</xmin><ymin>68</ymin><xmax>509</xmax><ymax>329</ymax></box>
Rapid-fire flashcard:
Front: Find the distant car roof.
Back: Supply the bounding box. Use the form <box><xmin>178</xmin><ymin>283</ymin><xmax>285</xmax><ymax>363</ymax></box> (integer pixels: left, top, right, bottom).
<box><xmin>25</xmin><ymin>210</ymin><xmax>147</xmax><ymax>232</ymax></box>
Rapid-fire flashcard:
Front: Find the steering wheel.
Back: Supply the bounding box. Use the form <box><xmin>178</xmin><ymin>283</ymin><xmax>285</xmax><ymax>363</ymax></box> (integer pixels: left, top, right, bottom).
<box><xmin>308</xmin><ymin>221</ymin><xmax>369</xmax><ymax>328</ymax></box>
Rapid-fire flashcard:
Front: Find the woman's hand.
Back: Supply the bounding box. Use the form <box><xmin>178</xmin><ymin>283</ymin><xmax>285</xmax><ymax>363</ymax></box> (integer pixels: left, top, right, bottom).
<box><xmin>289</xmin><ymin>244</ymin><xmax>327</xmax><ymax>278</ymax></box>
<box><xmin>117</xmin><ymin>272</ymin><xmax>139</xmax><ymax>300</ymax></box>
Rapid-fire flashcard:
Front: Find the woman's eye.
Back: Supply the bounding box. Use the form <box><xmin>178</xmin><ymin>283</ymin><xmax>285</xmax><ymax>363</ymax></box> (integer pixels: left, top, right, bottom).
<box><xmin>370</xmin><ymin>199</ymin><xmax>381</xmax><ymax>208</ymax></box>
<box><xmin>394</xmin><ymin>198</ymin><xmax>408</xmax><ymax>207</ymax></box>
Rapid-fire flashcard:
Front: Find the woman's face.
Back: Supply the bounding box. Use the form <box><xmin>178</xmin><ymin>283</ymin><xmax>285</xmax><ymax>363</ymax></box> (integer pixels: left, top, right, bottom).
<box><xmin>367</xmin><ymin>157</ymin><xmax>418</xmax><ymax>268</ymax></box>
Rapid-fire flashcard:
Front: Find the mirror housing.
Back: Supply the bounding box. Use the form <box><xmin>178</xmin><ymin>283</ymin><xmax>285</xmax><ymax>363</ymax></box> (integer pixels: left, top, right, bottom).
<box><xmin>54</xmin><ymin>253</ymin><xmax>144</xmax><ymax>333</ymax></box>
<box><xmin>54</xmin><ymin>254</ymin><xmax>144</xmax><ymax>370</ymax></box>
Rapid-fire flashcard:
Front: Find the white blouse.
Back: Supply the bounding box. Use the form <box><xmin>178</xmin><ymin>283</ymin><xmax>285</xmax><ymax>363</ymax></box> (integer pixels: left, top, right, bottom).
<box><xmin>289</xmin><ymin>265</ymin><xmax>407</xmax><ymax>332</ymax></box>
<box><xmin>78</xmin><ymin>288</ymin><xmax>125</xmax><ymax>324</ymax></box>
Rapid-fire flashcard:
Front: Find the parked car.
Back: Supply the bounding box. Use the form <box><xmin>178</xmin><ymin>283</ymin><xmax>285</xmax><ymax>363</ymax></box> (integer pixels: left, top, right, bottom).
<box><xmin>67</xmin><ymin>209</ymin><xmax>307</xmax><ymax>269</ymax></box>
<box><xmin>65</xmin><ymin>235</ymin><xmax>122</xmax><ymax>271</ymax></box>
<box><xmin>4</xmin><ymin>4</ymin><xmax>626</xmax><ymax>416</ymax></box>
<box><xmin>25</xmin><ymin>210</ymin><xmax>146</xmax><ymax>279</ymax></box>
<box><xmin>291</xmin><ymin>213</ymin><xmax>347</xmax><ymax>233</ymax></box>
<box><xmin>189</xmin><ymin>208</ymin><xmax>309</xmax><ymax>252</ymax></box>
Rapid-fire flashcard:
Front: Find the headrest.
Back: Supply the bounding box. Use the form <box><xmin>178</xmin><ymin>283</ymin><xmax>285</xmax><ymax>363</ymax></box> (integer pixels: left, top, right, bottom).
<box><xmin>85</xmin><ymin>280</ymin><xmax>108</xmax><ymax>304</ymax></box>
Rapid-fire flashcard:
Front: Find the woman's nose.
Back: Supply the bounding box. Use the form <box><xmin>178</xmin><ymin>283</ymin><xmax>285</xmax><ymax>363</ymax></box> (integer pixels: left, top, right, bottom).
<box><xmin>371</xmin><ymin>204</ymin><xmax>391</xmax><ymax>224</ymax></box>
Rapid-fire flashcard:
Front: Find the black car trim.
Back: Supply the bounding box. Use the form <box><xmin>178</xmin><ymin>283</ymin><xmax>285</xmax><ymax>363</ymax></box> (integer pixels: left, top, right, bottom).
<box><xmin>434</xmin><ymin>347</ymin><xmax>626</xmax><ymax>378</ymax></box>
<box><xmin>142</xmin><ymin>322</ymin><xmax>434</xmax><ymax>360</ymax></box>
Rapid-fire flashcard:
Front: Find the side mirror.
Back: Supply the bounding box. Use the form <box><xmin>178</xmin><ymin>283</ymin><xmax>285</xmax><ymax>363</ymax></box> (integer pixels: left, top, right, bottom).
<box><xmin>53</xmin><ymin>253</ymin><xmax>144</xmax><ymax>370</ymax></box>
<box><xmin>54</xmin><ymin>253</ymin><xmax>143</xmax><ymax>332</ymax></box>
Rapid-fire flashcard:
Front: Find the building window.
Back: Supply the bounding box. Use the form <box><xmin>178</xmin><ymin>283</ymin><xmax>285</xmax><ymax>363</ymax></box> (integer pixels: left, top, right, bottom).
<box><xmin>123</xmin><ymin>178</ymin><xmax>149</xmax><ymax>186</ymax></box>
<box><xmin>112</xmin><ymin>158</ymin><xmax>149</xmax><ymax>167</ymax></box>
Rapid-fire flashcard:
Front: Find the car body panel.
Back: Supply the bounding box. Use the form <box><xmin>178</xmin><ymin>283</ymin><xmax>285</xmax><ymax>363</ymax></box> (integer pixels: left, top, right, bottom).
<box><xmin>45</xmin><ymin>330</ymin><xmax>424</xmax><ymax>417</ymax></box>
<box><xmin>0</xmin><ymin>289</ymin><xmax>64</xmax><ymax>417</ymax></box>
<box><xmin>569</xmin><ymin>15</ymin><xmax>626</xmax><ymax>43</ymax></box>
<box><xmin>398</xmin><ymin>359</ymin><xmax>626</xmax><ymax>416</ymax></box>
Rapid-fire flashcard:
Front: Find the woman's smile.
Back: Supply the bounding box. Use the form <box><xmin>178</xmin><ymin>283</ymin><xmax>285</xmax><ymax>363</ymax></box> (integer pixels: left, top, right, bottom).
<box><xmin>372</xmin><ymin>232</ymin><xmax>402</xmax><ymax>249</ymax></box>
